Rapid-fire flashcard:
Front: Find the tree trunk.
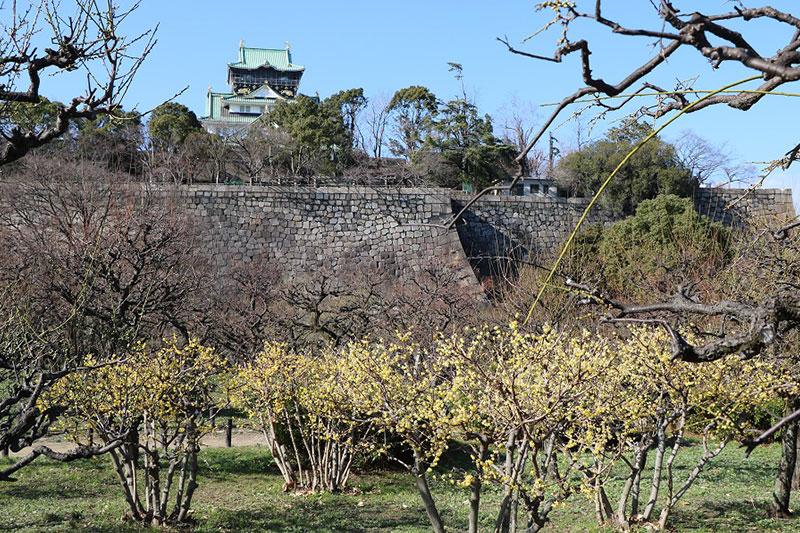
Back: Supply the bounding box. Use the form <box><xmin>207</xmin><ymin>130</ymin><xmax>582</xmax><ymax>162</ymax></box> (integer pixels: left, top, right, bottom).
<box><xmin>631</xmin><ymin>460</ymin><xmax>644</xmax><ymax>518</ymax></box>
<box><xmin>594</xmin><ymin>483</ymin><xmax>613</xmax><ymax>525</ymax></box>
<box><xmin>658</xmin><ymin>434</ymin><xmax>727</xmax><ymax>529</ymax></box>
<box><xmin>643</xmin><ymin>422</ymin><xmax>668</xmax><ymax>521</ymax></box>
<box><xmin>793</xmin><ymin>427</ymin><xmax>800</xmax><ymax>491</ymax></box>
<box><xmin>510</xmin><ymin>487</ymin><xmax>520</xmax><ymax>533</ymax></box>
<box><xmin>468</xmin><ymin>473</ymin><xmax>482</xmax><ymax>533</ymax></box>
<box><xmin>412</xmin><ymin>452</ymin><xmax>445</xmax><ymax>533</ymax></box>
<box><xmin>616</xmin><ymin>440</ymin><xmax>649</xmax><ymax>527</ymax></box>
<box><xmin>109</xmin><ymin>447</ymin><xmax>143</xmax><ymax>521</ymax></box>
<box><xmin>770</xmin><ymin>399</ymin><xmax>800</xmax><ymax>518</ymax></box>
<box><xmin>468</xmin><ymin>439</ymin><xmax>489</xmax><ymax>533</ymax></box>
<box><xmin>495</xmin><ymin>430</ymin><xmax>516</xmax><ymax>533</ymax></box>
<box><xmin>176</xmin><ymin>421</ymin><xmax>199</xmax><ymax>524</ymax></box>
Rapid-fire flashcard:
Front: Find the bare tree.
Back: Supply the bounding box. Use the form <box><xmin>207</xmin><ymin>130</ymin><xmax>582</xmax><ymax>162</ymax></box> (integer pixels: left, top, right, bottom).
<box><xmin>498</xmin><ymin>96</ymin><xmax>545</xmax><ymax>177</ymax></box>
<box><xmin>227</xmin><ymin>123</ymin><xmax>295</xmax><ymax>185</ymax></box>
<box><xmin>447</xmin><ymin>0</ymin><xmax>800</xmax><ymax>223</ymax></box>
<box><xmin>361</xmin><ymin>91</ymin><xmax>391</xmax><ymax>160</ymax></box>
<box><xmin>0</xmin><ymin>157</ymin><xmax>209</xmax><ymax>480</ymax></box>
<box><xmin>0</xmin><ymin>0</ymin><xmax>155</xmax><ymax>166</ymax></box>
<box><xmin>674</xmin><ymin>131</ymin><xmax>756</xmax><ymax>186</ymax></box>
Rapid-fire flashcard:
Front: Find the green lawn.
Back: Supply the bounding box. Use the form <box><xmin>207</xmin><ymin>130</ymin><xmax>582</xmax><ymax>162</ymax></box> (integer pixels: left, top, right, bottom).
<box><xmin>0</xmin><ymin>441</ymin><xmax>798</xmax><ymax>532</ymax></box>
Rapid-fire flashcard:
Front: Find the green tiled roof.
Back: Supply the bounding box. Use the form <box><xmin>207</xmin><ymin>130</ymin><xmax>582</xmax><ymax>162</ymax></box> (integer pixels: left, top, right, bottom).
<box><xmin>201</xmin><ymin>89</ymin><xmax>284</xmax><ymax>123</ymax></box>
<box><xmin>204</xmin><ymin>91</ymin><xmax>226</xmax><ymax>120</ymax></box>
<box><xmin>202</xmin><ymin>92</ymin><xmax>255</xmax><ymax>123</ymax></box>
<box><xmin>230</xmin><ymin>46</ymin><xmax>305</xmax><ymax>72</ymax></box>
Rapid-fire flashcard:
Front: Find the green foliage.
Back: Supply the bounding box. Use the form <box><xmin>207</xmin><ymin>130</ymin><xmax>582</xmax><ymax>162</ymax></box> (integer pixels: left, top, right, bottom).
<box><xmin>324</xmin><ymin>88</ymin><xmax>367</xmax><ymax>151</ymax></box>
<box><xmin>71</xmin><ymin>109</ymin><xmax>142</xmax><ymax>172</ymax></box>
<box><xmin>556</xmin><ymin>119</ymin><xmax>695</xmax><ymax>215</ymax></box>
<box><xmin>423</xmin><ymin>98</ymin><xmax>516</xmax><ymax>188</ymax></box>
<box><xmin>147</xmin><ymin>102</ymin><xmax>203</xmax><ymax>150</ymax></box>
<box><xmin>581</xmin><ymin>194</ymin><xmax>732</xmax><ymax>297</ymax></box>
<box><xmin>387</xmin><ymin>85</ymin><xmax>438</xmax><ymax>158</ymax></box>
<box><xmin>389</xmin><ymin>68</ymin><xmax>515</xmax><ymax>188</ymax></box>
<box><xmin>269</xmin><ymin>94</ymin><xmax>350</xmax><ymax>174</ymax></box>
<box><xmin>0</xmin><ymin>97</ymin><xmax>61</xmax><ymax>134</ymax></box>
<box><xmin>388</xmin><ymin>85</ymin><xmax>438</xmax><ymax>113</ymax></box>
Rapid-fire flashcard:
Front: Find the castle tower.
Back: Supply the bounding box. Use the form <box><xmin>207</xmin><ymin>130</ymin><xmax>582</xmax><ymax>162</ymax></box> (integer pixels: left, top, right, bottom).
<box><xmin>201</xmin><ymin>41</ymin><xmax>305</xmax><ymax>133</ymax></box>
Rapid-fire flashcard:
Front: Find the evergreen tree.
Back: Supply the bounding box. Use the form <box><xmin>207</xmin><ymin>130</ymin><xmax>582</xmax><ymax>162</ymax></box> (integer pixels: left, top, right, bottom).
<box><xmin>556</xmin><ymin>119</ymin><xmax>695</xmax><ymax>215</ymax></box>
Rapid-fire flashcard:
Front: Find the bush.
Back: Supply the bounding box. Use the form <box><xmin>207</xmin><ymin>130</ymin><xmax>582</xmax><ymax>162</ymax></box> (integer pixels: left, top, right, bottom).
<box><xmin>585</xmin><ymin>194</ymin><xmax>732</xmax><ymax>298</ymax></box>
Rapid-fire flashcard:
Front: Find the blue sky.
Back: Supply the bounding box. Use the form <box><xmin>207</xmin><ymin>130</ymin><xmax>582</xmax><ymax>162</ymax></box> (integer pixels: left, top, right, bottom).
<box><xmin>20</xmin><ymin>0</ymin><xmax>800</xmax><ymax>204</ymax></box>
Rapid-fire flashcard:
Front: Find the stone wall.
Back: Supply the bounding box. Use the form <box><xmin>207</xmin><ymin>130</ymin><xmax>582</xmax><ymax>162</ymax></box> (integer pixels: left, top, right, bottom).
<box><xmin>180</xmin><ymin>185</ymin><xmax>478</xmax><ymax>288</ymax></box>
<box><xmin>449</xmin><ymin>193</ymin><xmax>616</xmax><ymax>276</ymax></box>
<box><xmin>449</xmin><ymin>188</ymin><xmax>795</xmax><ymax>276</ymax></box>
<box><xmin>165</xmin><ymin>185</ymin><xmax>794</xmax><ymax>285</ymax></box>
<box><xmin>693</xmin><ymin>188</ymin><xmax>795</xmax><ymax>228</ymax></box>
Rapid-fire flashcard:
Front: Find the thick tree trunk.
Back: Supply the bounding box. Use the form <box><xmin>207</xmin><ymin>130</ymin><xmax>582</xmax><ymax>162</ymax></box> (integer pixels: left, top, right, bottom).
<box><xmin>225</xmin><ymin>418</ymin><xmax>232</xmax><ymax>448</ymax></box>
<box><xmin>412</xmin><ymin>452</ymin><xmax>445</xmax><ymax>533</ymax></box>
<box><xmin>524</xmin><ymin>498</ymin><xmax>554</xmax><ymax>533</ymax></box>
<box><xmin>468</xmin><ymin>474</ymin><xmax>482</xmax><ymax>533</ymax></box>
<box><xmin>770</xmin><ymin>399</ymin><xmax>800</xmax><ymax>518</ymax></box>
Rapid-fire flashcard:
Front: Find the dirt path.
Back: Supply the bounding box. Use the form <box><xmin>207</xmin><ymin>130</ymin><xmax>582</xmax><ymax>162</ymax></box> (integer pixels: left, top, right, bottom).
<box><xmin>7</xmin><ymin>429</ymin><xmax>266</xmax><ymax>458</ymax></box>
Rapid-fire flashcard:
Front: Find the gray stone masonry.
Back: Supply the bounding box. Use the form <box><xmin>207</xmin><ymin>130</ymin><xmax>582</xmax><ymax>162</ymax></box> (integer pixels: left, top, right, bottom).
<box><xmin>693</xmin><ymin>188</ymin><xmax>795</xmax><ymax>228</ymax></box>
<box><xmin>179</xmin><ymin>185</ymin><xmax>479</xmax><ymax>289</ymax></box>
<box><xmin>152</xmin><ymin>185</ymin><xmax>794</xmax><ymax>285</ymax></box>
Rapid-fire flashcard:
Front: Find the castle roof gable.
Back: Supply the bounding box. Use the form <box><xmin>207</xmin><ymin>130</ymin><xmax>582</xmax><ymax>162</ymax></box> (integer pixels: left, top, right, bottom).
<box><xmin>229</xmin><ymin>46</ymin><xmax>305</xmax><ymax>72</ymax></box>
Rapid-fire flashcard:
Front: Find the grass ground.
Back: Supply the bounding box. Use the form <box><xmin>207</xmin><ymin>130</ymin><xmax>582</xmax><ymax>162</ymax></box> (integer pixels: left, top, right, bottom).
<box><xmin>1</xmin><ymin>440</ymin><xmax>799</xmax><ymax>532</ymax></box>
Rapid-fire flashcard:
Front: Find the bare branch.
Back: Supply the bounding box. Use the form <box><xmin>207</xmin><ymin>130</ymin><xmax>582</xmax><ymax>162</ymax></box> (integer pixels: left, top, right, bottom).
<box><xmin>0</xmin><ymin>435</ymin><xmax>127</xmax><ymax>482</ymax></box>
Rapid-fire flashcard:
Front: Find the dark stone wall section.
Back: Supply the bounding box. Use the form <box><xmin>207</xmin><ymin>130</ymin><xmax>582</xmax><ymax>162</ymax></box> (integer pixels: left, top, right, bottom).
<box><xmin>450</xmin><ymin>193</ymin><xmax>616</xmax><ymax>275</ymax></box>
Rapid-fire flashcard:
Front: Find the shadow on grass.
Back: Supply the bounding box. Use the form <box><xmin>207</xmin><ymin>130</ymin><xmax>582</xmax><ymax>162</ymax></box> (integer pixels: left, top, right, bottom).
<box><xmin>199</xmin><ymin>448</ymin><xmax>282</xmax><ymax>479</ymax></box>
<box><xmin>203</xmin><ymin>503</ymin><xmax>429</xmax><ymax>532</ymax></box>
<box><xmin>0</xmin><ymin>511</ymin><xmax>141</xmax><ymax>533</ymax></box>
<box><xmin>0</xmin><ymin>454</ymin><xmax>108</xmax><ymax>474</ymax></box>
<box><xmin>0</xmin><ymin>462</ymin><xmax>112</xmax><ymax>501</ymax></box>
<box><xmin>1</xmin><ymin>484</ymin><xmax>94</xmax><ymax>502</ymax></box>
<box><xmin>700</xmin><ymin>500</ymin><xmax>766</xmax><ymax>520</ymax></box>
<box><xmin>667</xmin><ymin>499</ymin><xmax>797</xmax><ymax>531</ymax></box>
